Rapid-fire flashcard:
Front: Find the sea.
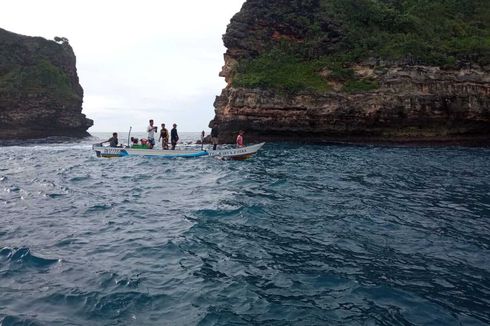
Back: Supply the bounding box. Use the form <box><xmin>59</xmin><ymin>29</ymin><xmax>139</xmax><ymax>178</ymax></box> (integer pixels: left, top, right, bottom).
<box><xmin>1</xmin><ymin>132</ymin><xmax>489</xmax><ymax>325</ymax></box>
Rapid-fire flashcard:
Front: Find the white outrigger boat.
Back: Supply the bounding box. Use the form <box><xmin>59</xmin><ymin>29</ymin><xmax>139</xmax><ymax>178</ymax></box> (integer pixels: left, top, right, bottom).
<box><xmin>92</xmin><ymin>142</ymin><xmax>265</xmax><ymax>160</ymax></box>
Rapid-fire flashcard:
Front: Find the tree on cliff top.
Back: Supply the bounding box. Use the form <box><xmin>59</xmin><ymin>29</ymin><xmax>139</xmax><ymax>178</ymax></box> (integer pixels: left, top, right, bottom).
<box><xmin>54</xmin><ymin>36</ymin><xmax>69</xmax><ymax>44</ymax></box>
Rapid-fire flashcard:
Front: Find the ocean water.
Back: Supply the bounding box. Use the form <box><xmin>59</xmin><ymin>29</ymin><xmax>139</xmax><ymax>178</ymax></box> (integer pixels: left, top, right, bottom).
<box><xmin>1</xmin><ymin>134</ymin><xmax>489</xmax><ymax>325</ymax></box>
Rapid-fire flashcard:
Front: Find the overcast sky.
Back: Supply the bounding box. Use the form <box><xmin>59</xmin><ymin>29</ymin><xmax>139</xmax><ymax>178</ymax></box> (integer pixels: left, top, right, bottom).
<box><xmin>1</xmin><ymin>0</ymin><xmax>245</xmax><ymax>132</ymax></box>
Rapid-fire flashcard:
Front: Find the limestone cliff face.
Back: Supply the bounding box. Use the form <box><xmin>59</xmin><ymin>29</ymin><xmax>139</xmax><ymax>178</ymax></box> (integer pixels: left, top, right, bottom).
<box><xmin>211</xmin><ymin>0</ymin><xmax>490</xmax><ymax>144</ymax></box>
<box><xmin>0</xmin><ymin>28</ymin><xmax>93</xmax><ymax>139</ymax></box>
<box><xmin>214</xmin><ymin>65</ymin><xmax>490</xmax><ymax>143</ymax></box>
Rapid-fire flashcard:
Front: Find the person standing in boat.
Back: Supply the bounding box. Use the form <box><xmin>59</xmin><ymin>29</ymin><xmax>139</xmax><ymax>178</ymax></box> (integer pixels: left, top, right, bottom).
<box><xmin>211</xmin><ymin>123</ymin><xmax>219</xmax><ymax>150</ymax></box>
<box><xmin>147</xmin><ymin>119</ymin><xmax>157</xmax><ymax>149</ymax></box>
<box><xmin>236</xmin><ymin>130</ymin><xmax>245</xmax><ymax>148</ymax></box>
<box><xmin>171</xmin><ymin>124</ymin><xmax>179</xmax><ymax>150</ymax></box>
<box><xmin>159</xmin><ymin>123</ymin><xmax>169</xmax><ymax>150</ymax></box>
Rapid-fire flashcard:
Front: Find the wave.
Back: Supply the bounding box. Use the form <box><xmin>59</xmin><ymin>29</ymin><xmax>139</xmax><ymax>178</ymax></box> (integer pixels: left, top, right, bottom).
<box><xmin>0</xmin><ymin>135</ymin><xmax>94</xmax><ymax>147</ymax></box>
<box><xmin>1</xmin><ymin>315</ymin><xmax>44</xmax><ymax>326</ymax></box>
<box><xmin>0</xmin><ymin>247</ymin><xmax>59</xmax><ymax>268</ymax></box>
<box><xmin>36</xmin><ymin>290</ymin><xmax>169</xmax><ymax>322</ymax></box>
<box><xmin>0</xmin><ymin>141</ymin><xmax>489</xmax><ymax>324</ymax></box>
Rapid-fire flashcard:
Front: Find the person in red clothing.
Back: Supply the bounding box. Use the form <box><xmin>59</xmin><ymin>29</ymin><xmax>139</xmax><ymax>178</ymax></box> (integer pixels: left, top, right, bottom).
<box><xmin>236</xmin><ymin>130</ymin><xmax>245</xmax><ymax>148</ymax></box>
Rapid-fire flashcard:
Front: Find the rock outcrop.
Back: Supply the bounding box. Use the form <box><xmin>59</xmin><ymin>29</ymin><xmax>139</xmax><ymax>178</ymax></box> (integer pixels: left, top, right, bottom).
<box><xmin>0</xmin><ymin>28</ymin><xmax>93</xmax><ymax>139</ymax></box>
<box><xmin>210</xmin><ymin>0</ymin><xmax>490</xmax><ymax>144</ymax></box>
<box><xmin>213</xmin><ymin>65</ymin><xmax>490</xmax><ymax>143</ymax></box>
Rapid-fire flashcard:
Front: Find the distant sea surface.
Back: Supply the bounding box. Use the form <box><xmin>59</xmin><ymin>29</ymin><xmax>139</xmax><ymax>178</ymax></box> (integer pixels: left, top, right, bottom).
<box><xmin>1</xmin><ymin>133</ymin><xmax>489</xmax><ymax>325</ymax></box>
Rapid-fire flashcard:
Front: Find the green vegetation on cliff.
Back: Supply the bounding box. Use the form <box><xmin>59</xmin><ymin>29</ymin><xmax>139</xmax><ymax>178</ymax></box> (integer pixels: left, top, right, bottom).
<box><xmin>233</xmin><ymin>49</ymin><xmax>329</xmax><ymax>93</ymax></box>
<box><xmin>0</xmin><ymin>28</ymin><xmax>92</xmax><ymax>138</ymax></box>
<box><xmin>0</xmin><ymin>59</ymin><xmax>77</xmax><ymax>100</ymax></box>
<box><xmin>322</xmin><ymin>0</ymin><xmax>490</xmax><ymax>65</ymax></box>
<box><xmin>0</xmin><ymin>28</ymin><xmax>80</xmax><ymax>100</ymax></box>
<box><xmin>231</xmin><ymin>0</ymin><xmax>490</xmax><ymax>93</ymax></box>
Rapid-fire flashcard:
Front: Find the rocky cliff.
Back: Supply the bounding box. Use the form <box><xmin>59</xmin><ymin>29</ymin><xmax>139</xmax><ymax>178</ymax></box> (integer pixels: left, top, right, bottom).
<box><xmin>211</xmin><ymin>0</ymin><xmax>490</xmax><ymax>144</ymax></box>
<box><xmin>0</xmin><ymin>28</ymin><xmax>92</xmax><ymax>139</ymax></box>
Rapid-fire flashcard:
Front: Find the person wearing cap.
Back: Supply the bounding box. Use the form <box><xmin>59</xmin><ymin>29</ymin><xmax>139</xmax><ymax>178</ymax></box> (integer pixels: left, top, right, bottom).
<box><xmin>147</xmin><ymin>119</ymin><xmax>157</xmax><ymax>149</ymax></box>
<box><xmin>236</xmin><ymin>130</ymin><xmax>245</xmax><ymax>148</ymax></box>
<box><xmin>171</xmin><ymin>123</ymin><xmax>179</xmax><ymax>150</ymax></box>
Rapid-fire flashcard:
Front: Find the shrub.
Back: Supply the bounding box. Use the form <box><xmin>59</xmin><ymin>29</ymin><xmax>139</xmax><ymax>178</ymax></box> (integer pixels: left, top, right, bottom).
<box><xmin>343</xmin><ymin>80</ymin><xmax>379</xmax><ymax>93</ymax></box>
<box><xmin>231</xmin><ymin>0</ymin><xmax>490</xmax><ymax>92</ymax></box>
<box><xmin>233</xmin><ymin>49</ymin><xmax>329</xmax><ymax>93</ymax></box>
<box><xmin>0</xmin><ymin>59</ymin><xmax>77</xmax><ymax>100</ymax></box>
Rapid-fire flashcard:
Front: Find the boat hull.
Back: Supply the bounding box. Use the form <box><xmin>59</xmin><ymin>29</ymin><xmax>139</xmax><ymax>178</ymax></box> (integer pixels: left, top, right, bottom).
<box><xmin>92</xmin><ymin>143</ymin><xmax>265</xmax><ymax>160</ymax></box>
<box><xmin>206</xmin><ymin>143</ymin><xmax>265</xmax><ymax>160</ymax></box>
<box><xmin>93</xmin><ymin>146</ymin><xmax>207</xmax><ymax>158</ymax></box>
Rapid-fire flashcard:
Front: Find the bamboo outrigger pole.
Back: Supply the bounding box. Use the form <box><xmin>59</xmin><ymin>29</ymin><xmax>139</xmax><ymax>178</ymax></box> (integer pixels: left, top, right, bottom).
<box><xmin>127</xmin><ymin>126</ymin><xmax>132</xmax><ymax>147</ymax></box>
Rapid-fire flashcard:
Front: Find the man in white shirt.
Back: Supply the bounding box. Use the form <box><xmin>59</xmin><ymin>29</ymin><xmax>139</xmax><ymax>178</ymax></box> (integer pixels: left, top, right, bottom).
<box><xmin>147</xmin><ymin>119</ymin><xmax>157</xmax><ymax>149</ymax></box>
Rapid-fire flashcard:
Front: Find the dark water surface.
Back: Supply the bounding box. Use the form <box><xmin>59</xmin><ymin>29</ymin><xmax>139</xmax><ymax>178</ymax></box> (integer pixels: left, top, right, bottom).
<box><xmin>1</xmin><ymin>135</ymin><xmax>489</xmax><ymax>325</ymax></box>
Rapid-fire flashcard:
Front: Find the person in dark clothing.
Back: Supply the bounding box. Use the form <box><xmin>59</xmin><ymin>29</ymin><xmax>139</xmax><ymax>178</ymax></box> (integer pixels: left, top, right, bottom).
<box><xmin>171</xmin><ymin>124</ymin><xmax>179</xmax><ymax>150</ymax></box>
<box><xmin>211</xmin><ymin>124</ymin><xmax>219</xmax><ymax>150</ymax></box>
<box><xmin>104</xmin><ymin>132</ymin><xmax>119</xmax><ymax>147</ymax></box>
<box><xmin>159</xmin><ymin>123</ymin><xmax>169</xmax><ymax>150</ymax></box>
